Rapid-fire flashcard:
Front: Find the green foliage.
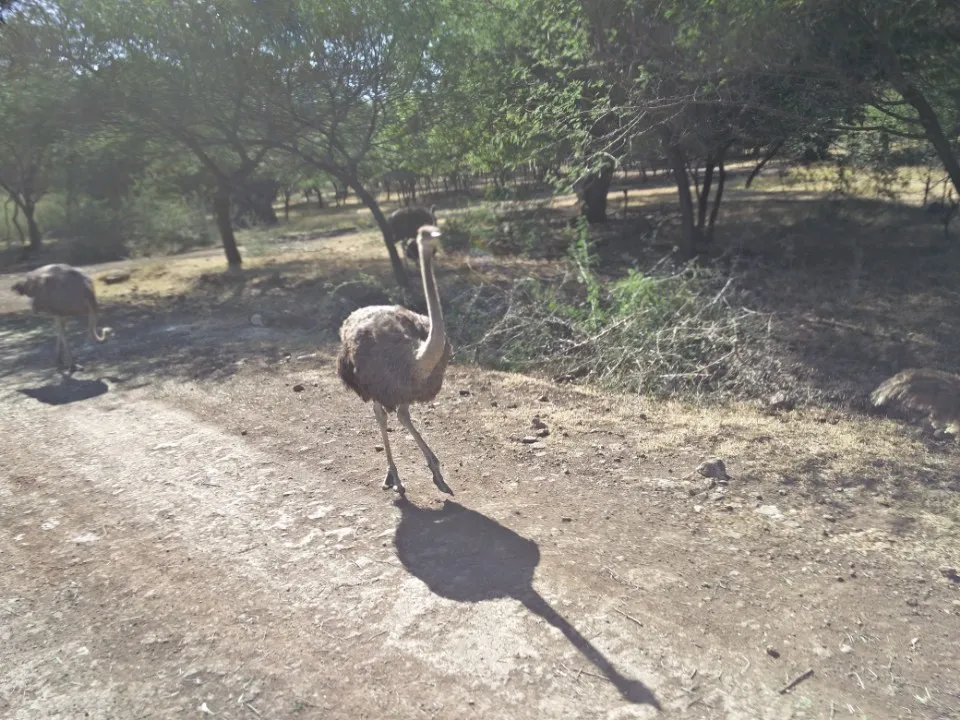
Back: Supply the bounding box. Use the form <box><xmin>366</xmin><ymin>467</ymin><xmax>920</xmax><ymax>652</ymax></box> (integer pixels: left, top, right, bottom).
<box><xmin>38</xmin><ymin>189</ymin><xmax>212</xmax><ymax>264</ymax></box>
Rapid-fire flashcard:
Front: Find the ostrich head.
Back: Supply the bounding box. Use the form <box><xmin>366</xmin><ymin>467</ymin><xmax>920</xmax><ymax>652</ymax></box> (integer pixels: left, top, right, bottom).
<box><xmin>417</xmin><ymin>225</ymin><xmax>442</xmax><ymax>256</ymax></box>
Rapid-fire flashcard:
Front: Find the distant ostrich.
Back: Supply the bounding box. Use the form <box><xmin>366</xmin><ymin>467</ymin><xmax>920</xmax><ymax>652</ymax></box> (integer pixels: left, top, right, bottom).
<box><xmin>872</xmin><ymin>368</ymin><xmax>960</xmax><ymax>435</ymax></box>
<box><xmin>12</xmin><ymin>263</ymin><xmax>112</xmax><ymax>372</ymax></box>
<box><xmin>337</xmin><ymin>225</ymin><xmax>454</xmax><ymax>496</ymax></box>
<box><xmin>388</xmin><ymin>205</ymin><xmax>437</xmax><ymax>262</ymax></box>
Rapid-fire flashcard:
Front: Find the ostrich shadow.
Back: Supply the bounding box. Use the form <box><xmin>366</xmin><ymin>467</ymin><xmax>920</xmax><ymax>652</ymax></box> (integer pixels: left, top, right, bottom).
<box><xmin>18</xmin><ymin>374</ymin><xmax>121</xmax><ymax>405</ymax></box>
<box><xmin>394</xmin><ymin>499</ymin><xmax>661</xmax><ymax>709</ymax></box>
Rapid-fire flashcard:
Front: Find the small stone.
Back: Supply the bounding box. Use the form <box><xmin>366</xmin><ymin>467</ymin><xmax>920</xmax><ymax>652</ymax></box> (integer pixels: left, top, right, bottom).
<box><xmin>250</xmin><ymin>313</ymin><xmax>264</xmax><ymax>326</ymax></box>
<box><xmin>520</xmin><ymin>436</ymin><xmax>539</xmax><ymax>444</ymax></box>
<box><xmin>823</xmin><ymin>515</ymin><xmax>836</xmax><ymax>522</ymax></box>
<box><xmin>693</xmin><ymin>505</ymin><xmax>704</xmax><ymax>513</ymax></box>
<box><xmin>374</xmin><ymin>445</ymin><xmax>384</xmax><ymax>452</ymax></box>
<box><xmin>697</xmin><ymin>458</ymin><xmax>730</xmax><ymax>481</ymax></box>
<box><xmin>839</xmin><ymin>644</ymin><xmax>853</xmax><ymax>654</ymax></box>
<box><xmin>767</xmin><ymin>392</ymin><xmax>795</xmax><ymax>412</ymax></box>
<box><xmin>756</xmin><ymin>505</ymin><xmax>783</xmax><ymax>520</ymax></box>
<box><xmin>638</xmin><ymin>412</ymin><xmax>648</xmax><ymax>420</ymax></box>
<box><xmin>536</xmin><ymin>427</ymin><xmax>550</xmax><ymax>438</ymax></box>
<box><xmin>100</xmin><ymin>269</ymin><xmax>131</xmax><ymax>284</ymax></box>
<box><xmin>538</xmin><ymin>394</ymin><xmax>549</xmax><ymax>402</ymax></box>
<box><xmin>766</xmin><ymin>647</ymin><xmax>780</xmax><ymax>659</ymax></box>
<box><xmin>532</xmin><ymin>417</ymin><xmax>547</xmax><ymax>430</ymax></box>
<box><xmin>240</xmin><ymin>430</ymin><xmax>248</xmax><ymax>436</ymax></box>
<box><xmin>561</xmin><ymin>516</ymin><xmax>572</xmax><ymax>523</ymax></box>
<box><xmin>459</xmin><ymin>389</ymin><xmax>471</xmax><ymax>396</ymax></box>
<box><xmin>490</xmin><ymin>400</ymin><xmax>499</xmax><ymax>407</ymax></box>
<box><xmin>939</xmin><ymin>566</ymin><xmax>959</xmax><ymax>582</ymax></box>
<box><xmin>292</xmin><ymin>384</ymin><xmax>305</xmax><ymax>392</ymax></box>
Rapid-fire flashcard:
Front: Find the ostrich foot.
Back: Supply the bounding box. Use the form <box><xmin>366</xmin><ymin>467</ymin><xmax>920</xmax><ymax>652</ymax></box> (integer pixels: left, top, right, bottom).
<box><xmin>382</xmin><ymin>467</ymin><xmax>405</xmax><ymax>496</ymax></box>
<box><xmin>429</xmin><ymin>464</ymin><xmax>454</xmax><ymax>496</ymax></box>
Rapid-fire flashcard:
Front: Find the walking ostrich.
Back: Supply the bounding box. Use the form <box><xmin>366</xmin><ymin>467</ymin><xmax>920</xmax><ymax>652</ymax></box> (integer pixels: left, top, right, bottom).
<box><xmin>872</xmin><ymin>368</ymin><xmax>960</xmax><ymax>435</ymax></box>
<box><xmin>337</xmin><ymin>225</ymin><xmax>454</xmax><ymax>496</ymax></box>
<box><xmin>388</xmin><ymin>205</ymin><xmax>437</xmax><ymax>262</ymax></box>
<box><xmin>12</xmin><ymin>263</ymin><xmax>112</xmax><ymax>372</ymax></box>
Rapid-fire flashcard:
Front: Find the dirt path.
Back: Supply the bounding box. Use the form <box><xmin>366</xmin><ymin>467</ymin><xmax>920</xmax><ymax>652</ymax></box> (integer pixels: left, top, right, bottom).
<box><xmin>2</xmin><ymin>291</ymin><xmax>959</xmax><ymax>718</ymax></box>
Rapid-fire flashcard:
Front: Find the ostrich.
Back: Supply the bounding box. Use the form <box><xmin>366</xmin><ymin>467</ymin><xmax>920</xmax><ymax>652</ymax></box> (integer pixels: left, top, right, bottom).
<box><xmin>872</xmin><ymin>368</ymin><xmax>960</xmax><ymax>436</ymax></box>
<box><xmin>337</xmin><ymin>225</ymin><xmax>453</xmax><ymax>496</ymax></box>
<box><xmin>12</xmin><ymin>263</ymin><xmax>113</xmax><ymax>372</ymax></box>
<box><xmin>388</xmin><ymin>205</ymin><xmax>437</xmax><ymax>262</ymax></box>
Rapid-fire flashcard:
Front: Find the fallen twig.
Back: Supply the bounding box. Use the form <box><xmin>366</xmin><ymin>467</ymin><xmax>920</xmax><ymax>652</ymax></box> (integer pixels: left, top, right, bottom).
<box><xmin>779</xmin><ymin>668</ymin><xmax>814</xmax><ymax>694</ymax></box>
<box><xmin>560</xmin><ymin>662</ymin><xmax>610</xmax><ymax>683</ymax></box>
<box><xmin>613</xmin><ymin>607</ymin><xmax>645</xmax><ymax>629</ymax></box>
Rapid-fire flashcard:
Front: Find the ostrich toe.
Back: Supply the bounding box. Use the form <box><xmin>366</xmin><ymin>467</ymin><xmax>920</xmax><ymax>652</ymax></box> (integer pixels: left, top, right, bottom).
<box><xmin>430</xmin><ymin>467</ymin><xmax>454</xmax><ymax>496</ymax></box>
<box><xmin>382</xmin><ymin>467</ymin><xmax>404</xmax><ymax>495</ymax></box>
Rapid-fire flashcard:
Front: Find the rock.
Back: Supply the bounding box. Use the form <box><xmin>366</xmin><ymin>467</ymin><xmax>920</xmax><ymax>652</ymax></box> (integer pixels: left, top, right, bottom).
<box><xmin>100</xmin><ymin>269</ymin><xmax>131</xmax><ymax>284</ymax></box>
<box><xmin>697</xmin><ymin>458</ymin><xmax>730</xmax><ymax>481</ymax></box>
<box><xmin>939</xmin><ymin>566</ymin><xmax>960</xmax><ymax>582</ymax></box>
<box><xmin>756</xmin><ymin>505</ymin><xmax>783</xmax><ymax>520</ymax></box>
<box><xmin>766</xmin><ymin>647</ymin><xmax>781</xmax><ymax>659</ymax></box>
<box><xmin>536</xmin><ymin>427</ymin><xmax>550</xmax><ymax>438</ymax></box>
<box><xmin>374</xmin><ymin>445</ymin><xmax>384</xmax><ymax>452</ymax></box>
<box><xmin>520</xmin><ymin>436</ymin><xmax>539</xmax><ymax>444</ymax></box>
<box><xmin>292</xmin><ymin>384</ymin><xmax>305</xmax><ymax>392</ymax></box>
<box><xmin>250</xmin><ymin>313</ymin><xmax>264</xmax><ymax>326</ymax></box>
<box><xmin>459</xmin><ymin>389</ymin><xmax>472</xmax><ymax>396</ymax></box>
<box><xmin>538</xmin><ymin>393</ymin><xmax>549</xmax><ymax>402</ymax></box>
<box><xmin>767</xmin><ymin>392</ymin><xmax>795</xmax><ymax>412</ymax></box>
<box><xmin>532</xmin><ymin>417</ymin><xmax>548</xmax><ymax>430</ymax></box>
<box><xmin>839</xmin><ymin>644</ymin><xmax>853</xmax><ymax>654</ymax></box>
<box><xmin>561</xmin><ymin>516</ymin><xmax>572</xmax><ymax>523</ymax></box>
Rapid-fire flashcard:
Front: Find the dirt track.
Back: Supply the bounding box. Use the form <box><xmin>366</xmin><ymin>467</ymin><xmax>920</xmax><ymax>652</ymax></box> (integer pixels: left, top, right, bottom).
<box><xmin>1</xmin><ymin>269</ymin><xmax>959</xmax><ymax>720</ymax></box>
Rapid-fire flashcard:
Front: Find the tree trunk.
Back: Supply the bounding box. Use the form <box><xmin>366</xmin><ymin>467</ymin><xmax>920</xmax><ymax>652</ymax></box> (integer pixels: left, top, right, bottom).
<box><xmin>283</xmin><ymin>190</ymin><xmax>291</xmax><ymax>221</ymax></box>
<box><xmin>896</xmin><ymin>82</ymin><xmax>960</xmax><ymax>201</ymax></box>
<box><xmin>663</xmin><ymin>138</ymin><xmax>700</xmax><ymax>259</ymax></box>
<box><xmin>706</xmin><ymin>159</ymin><xmax>727</xmax><ymax>244</ymax></box>
<box><xmin>213</xmin><ymin>187</ymin><xmax>243</xmax><ymax>268</ymax></box>
<box><xmin>345</xmin><ymin>177</ymin><xmax>410</xmax><ymax>290</ymax></box>
<box><xmin>745</xmin><ymin>139</ymin><xmax>784</xmax><ymax>189</ymax></box>
<box><xmin>23</xmin><ymin>201</ymin><xmax>41</xmax><ymax>253</ymax></box>
<box><xmin>875</xmin><ymin>40</ymin><xmax>960</xmax><ymax>200</ymax></box>
<box><xmin>696</xmin><ymin>157</ymin><xmax>715</xmax><ymax>232</ymax></box>
<box><xmin>579</xmin><ymin>162</ymin><xmax>614</xmax><ymax>224</ymax></box>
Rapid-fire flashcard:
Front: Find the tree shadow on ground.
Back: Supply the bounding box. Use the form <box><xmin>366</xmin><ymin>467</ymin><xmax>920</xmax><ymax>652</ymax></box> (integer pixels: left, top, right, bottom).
<box><xmin>394</xmin><ymin>498</ymin><xmax>661</xmax><ymax>709</ymax></box>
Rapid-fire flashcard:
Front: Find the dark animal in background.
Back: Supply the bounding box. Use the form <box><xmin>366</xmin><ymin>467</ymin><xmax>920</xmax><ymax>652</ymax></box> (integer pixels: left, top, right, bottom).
<box><xmin>12</xmin><ymin>263</ymin><xmax>113</xmax><ymax>372</ymax></box>
<box><xmin>872</xmin><ymin>368</ymin><xmax>960</xmax><ymax>436</ymax></box>
<box><xmin>337</xmin><ymin>225</ymin><xmax>453</xmax><ymax>497</ymax></box>
<box><xmin>388</xmin><ymin>205</ymin><xmax>437</xmax><ymax>261</ymax></box>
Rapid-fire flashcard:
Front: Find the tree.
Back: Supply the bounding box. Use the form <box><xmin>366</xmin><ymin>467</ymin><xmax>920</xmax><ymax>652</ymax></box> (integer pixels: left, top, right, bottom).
<box><xmin>62</xmin><ymin>0</ymin><xmax>290</xmax><ymax>269</ymax></box>
<box><xmin>0</xmin><ymin>11</ymin><xmax>73</xmax><ymax>253</ymax></box>
<box><xmin>257</xmin><ymin>0</ymin><xmax>440</xmax><ymax>289</ymax></box>
<box><xmin>787</xmin><ymin>0</ymin><xmax>960</xmax><ymax>200</ymax></box>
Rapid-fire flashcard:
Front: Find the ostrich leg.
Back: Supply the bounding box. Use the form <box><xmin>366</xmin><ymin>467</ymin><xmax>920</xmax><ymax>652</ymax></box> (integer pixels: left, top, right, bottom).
<box><xmin>373</xmin><ymin>402</ymin><xmax>404</xmax><ymax>495</ymax></box>
<box><xmin>397</xmin><ymin>405</ymin><xmax>453</xmax><ymax>495</ymax></box>
<box><xmin>54</xmin><ymin>316</ymin><xmax>74</xmax><ymax>373</ymax></box>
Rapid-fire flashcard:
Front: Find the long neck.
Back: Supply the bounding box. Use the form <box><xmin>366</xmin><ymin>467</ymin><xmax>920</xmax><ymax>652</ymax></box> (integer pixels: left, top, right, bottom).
<box><xmin>415</xmin><ymin>245</ymin><xmax>446</xmax><ymax>373</ymax></box>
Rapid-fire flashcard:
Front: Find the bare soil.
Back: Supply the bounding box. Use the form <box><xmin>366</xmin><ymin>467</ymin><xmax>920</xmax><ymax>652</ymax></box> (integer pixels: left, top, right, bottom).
<box><xmin>1</xmin><ymin>218</ymin><xmax>959</xmax><ymax>719</ymax></box>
